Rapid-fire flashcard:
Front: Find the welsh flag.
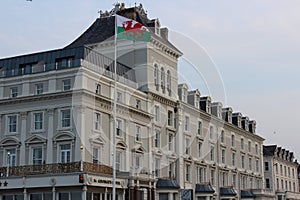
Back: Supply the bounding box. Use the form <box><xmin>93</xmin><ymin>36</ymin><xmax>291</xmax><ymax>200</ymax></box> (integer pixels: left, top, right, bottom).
<box><xmin>116</xmin><ymin>15</ymin><xmax>150</xmax><ymax>42</ymax></box>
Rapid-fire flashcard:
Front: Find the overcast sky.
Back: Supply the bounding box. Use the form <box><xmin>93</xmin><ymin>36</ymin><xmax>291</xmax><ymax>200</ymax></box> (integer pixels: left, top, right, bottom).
<box><xmin>1</xmin><ymin>0</ymin><xmax>300</xmax><ymax>158</ymax></box>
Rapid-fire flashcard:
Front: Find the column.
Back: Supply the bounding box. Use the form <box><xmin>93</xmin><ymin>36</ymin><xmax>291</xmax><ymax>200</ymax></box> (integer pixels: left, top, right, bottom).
<box><xmin>82</xmin><ymin>186</ymin><xmax>87</xmax><ymax>200</ymax></box>
<box><xmin>0</xmin><ymin>194</ymin><xmax>3</xmax><ymax>200</ymax></box>
<box><xmin>20</xmin><ymin>112</ymin><xmax>27</xmax><ymax>165</ymax></box>
<box><xmin>23</xmin><ymin>188</ymin><xmax>27</xmax><ymax>200</ymax></box>
<box><xmin>104</xmin><ymin>188</ymin><xmax>108</xmax><ymax>200</ymax></box>
<box><xmin>52</xmin><ymin>186</ymin><xmax>56</xmax><ymax>200</ymax></box>
<box><xmin>168</xmin><ymin>192</ymin><xmax>173</xmax><ymax>200</ymax></box>
<box><xmin>74</xmin><ymin>106</ymin><xmax>86</xmax><ymax>162</ymax></box>
<box><xmin>46</xmin><ymin>109</ymin><xmax>54</xmax><ymax>164</ymax></box>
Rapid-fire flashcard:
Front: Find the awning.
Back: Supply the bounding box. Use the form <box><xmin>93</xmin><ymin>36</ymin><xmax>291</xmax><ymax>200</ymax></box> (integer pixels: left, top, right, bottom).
<box><xmin>220</xmin><ymin>187</ymin><xmax>237</xmax><ymax>196</ymax></box>
<box><xmin>195</xmin><ymin>184</ymin><xmax>215</xmax><ymax>193</ymax></box>
<box><xmin>156</xmin><ymin>179</ymin><xmax>180</xmax><ymax>189</ymax></box>
<box><xmin>241</xmin><ymin>190</ymin><xmax>256</xmax><ymax>198</ymax></box>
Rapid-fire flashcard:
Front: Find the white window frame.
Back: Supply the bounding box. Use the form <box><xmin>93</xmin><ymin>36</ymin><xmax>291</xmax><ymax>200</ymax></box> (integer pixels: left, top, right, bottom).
<box><xmin>33</xmin><ymin>112</ymin><xmax>44</xmax><ymax>132</ymax></box>
<box><xmin>232</xmin><ymin>152</ymin><xmax>236</xmax><ymax>166</ymax></box>
<box><xmin>5</xmin><ymin>148</ymin><xmax>17</xmax><ymax>167</ymax></box>
<box><xmin>154</xmin><ymin>130</ymin><xmax>160</xmax><ymax>148</ymax></box>
<box><xmin>198</xmin><ymin>121</ymin><xmax>202</xmax><ymax>135</ymax></box>
<box><xmin>92</xmin><ymin>147</ymin><xmax>101</xmax><ymax>164</ymax></box>
<box><xmin>60</xmin><ymin>109</ymin><xmax>71</xmax><ymax>128</ymax></box>
<box><xmin>220</xmin><ymin>130</ymin><xmax>224</xmax><ymax>143</ymax></box>
<box><xmin>210</xmin><ymin>145</ymin><xmax>215</xmax><ymax>161</ymax></box>
<box><xmin>169</xmin><ymin>134</ymin><xmax>174</xmax><ymax>151</ymax></box>
<box><xmin>231</xmin><ymin>134</ymin><xmax>235</xmax><ymax>147</ymax></box>
<box><xmin>154</xmin><ymin>105</ymin><xmax>160</xmax><ymax>122</ymax></box>
<box><xmin>10</xmin><ymin>87</ymin><xmax>18</xmax><ymax>98</ymax></box>
<box><xmin>94</xmin><ymin>112</ymin><xmax>101</xmax><ymax>131</ymax></box>
<box><xmin>32</xmin><ymin>146</ymin><xmax>43</xmax><ymax>165</ymax></box>
<box><xmin>155</xmin><ymin>158</ymin><xmax>160</xmax><ymax>177</ymax></box>
<box><xmin>117</xmin><ymin>91</ymin><xmax>123</xmax><ymax>103</ymax></box>
<box><xmin>135</xmin><ymin>125</ymin><xmax>141</xmax><ymax>142</ymax></box>
<box><xmin>116</xmin><ymin>119</ymin><xmax>122</xmax><ymax>137</ymax></box>
<box><xmin>59</xmin><ymin>143</ymin><xmax>72</xmax><ymax>163</ymax></box>
<box><xmin>95</xmin><ymin>83</ymin><xmax>101</xmax><ymax>95</ymax></box>
<box><xmin>35</xmin><ymin>83</ymin><xmax>44</xmax><ymax>95</ymax></box>
<box><xmin>221</xmin><ymin>149</ymin><xmax>226</xmax><ymax>164</ymax></box>
<box><xmin>198</xmin><ymin>142</ymin><xmax>202</xmax><ymax>158</ymax></box>
<box><xmin>185</xmin><ymin>164</ymin><xmax>191</xmax><ymax>182</ymax></box>
<box><xmin>62</xmin><ymin>79</ymin><xmax>71</xmax><ymax>91</ymax></box>
<box><xmin>116</xmin><ymin>150</ymin><xmax>123</xmax><ymax>171</ymax></box>
<box><xmin>209</xmin><ymin>126</ymin><xmax>214</xmax><ymax>140</ymax></box>
<box><xmin>7</xmin><ymin>114</ymin><xmax>18</xmax><ymax>134</ymax></box>
<box><xmin>185</xmin><ymin>137</ymin><xmax>190</xmax><ymax>155</ymax></box>
<box><xmin>184</xmin><ymin>116</ymin><xmax>190</xmax><ymax>131</ymax></box>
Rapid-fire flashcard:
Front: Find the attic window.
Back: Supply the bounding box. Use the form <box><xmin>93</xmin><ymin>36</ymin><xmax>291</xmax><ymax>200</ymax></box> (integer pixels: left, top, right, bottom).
<box><xmin>155</xmin><ymin>19</ymin><xmax>160</xmax><ymax>36</ymax></box>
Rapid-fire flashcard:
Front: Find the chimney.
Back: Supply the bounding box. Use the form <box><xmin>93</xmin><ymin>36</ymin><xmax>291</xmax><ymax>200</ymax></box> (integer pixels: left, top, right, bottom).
<box><xmin>160</xmin><ymin>27</ymin><xmax>169</xmax><ymax>40</ymax></box>
<box><xmin>121</xmin><ymin>3</ymin><xmax>125</xmax><ymax>10</ymax></box>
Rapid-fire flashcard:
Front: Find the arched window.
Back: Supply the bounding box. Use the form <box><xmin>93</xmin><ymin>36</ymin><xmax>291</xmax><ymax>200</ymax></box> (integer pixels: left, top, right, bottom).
<box><xmin>154</xmin><ymin>64</ymin><xmax>159</xmax><ymax>91</ymax></box>
<box><xmin>161</xmin><ymin>67</ymin><xmax>165</xmax><ymax>93</ymax></box>
<box><xmin>167</xmin><ymin>70</ymin><xmax>171</xmax><ymax>96</ymax></box>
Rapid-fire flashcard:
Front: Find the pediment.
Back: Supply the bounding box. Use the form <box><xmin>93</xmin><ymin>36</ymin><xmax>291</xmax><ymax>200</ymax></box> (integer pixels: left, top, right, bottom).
<box><xmin>132</xmin><ymin>145</ymin><xmax>146</xmax><ymax>154</ymax></box>
<box><xmin>53</xmin><ymin>131</ymin><xmax>75</xmax><ymax>142</ymax></box>
<box><xmin>25</xmin><ymin>135</ymin><xmax>47</xmax><ymax>145</ymax></box>
<box><xmin>0</xmin><ymin>137</ymin><xmax>21</xmax><ymax>147</ymax></box>
<box><xmin>116</xmin><ymin>141</ymin><xmax>127</xmax><ymax>150</ymax></box>
<box><xmin>89</xmin><ymin>136</ymin><xmax>105</xmax><ymax>145</ymax></box>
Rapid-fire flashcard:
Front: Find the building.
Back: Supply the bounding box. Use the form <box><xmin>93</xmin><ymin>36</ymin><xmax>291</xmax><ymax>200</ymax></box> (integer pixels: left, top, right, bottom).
<box><xmin>263</xmin><ymin>145</ymin><xmax>300</xmax><ymax>200</ymax></box>
<box><xmin>0</xmin><ymin>3</ymin><xmax>276</xmax><ymax>200</ymax></box>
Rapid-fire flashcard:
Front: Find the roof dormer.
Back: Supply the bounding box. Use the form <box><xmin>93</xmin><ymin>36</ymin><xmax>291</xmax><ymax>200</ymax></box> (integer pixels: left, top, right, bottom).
<box><xmin>187</xmin><ymin>89</ymin><xmax>201</xmax><ymax>109</ymax></box>
<box><xmin>222</xmin><ymin>107</ymin><xmax>233</xmax><ymax>123</ymax></box>
<box><xmin>211</xmin><ymin>102</ymin><xmax>223</xmax><ymax>119</ymax></box>
<box><xmin>249</xmin><ymin>120</ymin><xmax>256</xmax><ymax>134</ymax></box>
<box><xmin>241</xmin><ymin>117</ymin><xmax>249</xmax><ymax>131</ymax></box>
<box><xmin>200</xmin><ymin>96</ymin><xmax>212</xmax><ymax>114</ymax></box>
<box><xmin>178</xmin><ymin>83</ymin><xmax>189</xmax><ymax>103</ymax></box>
<box><xmin>232</xmin><ymin>112</ymin><xmax>242</xmax><ymax>128</ymax></box>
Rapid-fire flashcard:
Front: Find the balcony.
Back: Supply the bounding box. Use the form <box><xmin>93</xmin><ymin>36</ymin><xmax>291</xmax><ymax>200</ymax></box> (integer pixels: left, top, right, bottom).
<box><xmin>0</xmin><ymin>162</ymin><xmax>113</xmax><ymax>178</ymax></box>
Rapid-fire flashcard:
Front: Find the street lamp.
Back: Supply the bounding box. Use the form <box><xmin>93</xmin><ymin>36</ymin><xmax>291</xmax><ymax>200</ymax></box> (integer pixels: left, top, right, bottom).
<box><xmin>7</xmin><ymin>151</ymin><xmax>10</xmax><ymax>177</ymax></box>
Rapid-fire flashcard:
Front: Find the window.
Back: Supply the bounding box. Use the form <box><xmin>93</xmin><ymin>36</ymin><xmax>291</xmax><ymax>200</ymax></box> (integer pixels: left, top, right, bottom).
<box><xmin>154</xmin><ymin>130</ymin><xmax>160</xmax><ymax>148</ymax></box>
<box><xmin>265</xmin><ymin>162</ymin><xmax>269</xmax><ymax>171</ymax></box>
<box><xmin>232</xmin><ymin>174</ymin><xmax>237</xmax><ymax>187</ymax></box>
<box><xmin>281</xmin><ymin>179</ymin><xmax>284</xmax><ymax>190</ymax></box>
<box><xmin>241</xmin><ymin>138</ymin><xmax>244</xmax><ymax>150</ymax></box>
<box><xmin>60</xmin><ymin>144</ymin><xmax>71</xmax><ymax>163</ymax></box>
<box><xmin>284</xmin><ymin>166</ymin><xmax>287</xmax><ymax>176</ymax></box>
<box><xmin>94</xmin><ymin>112</ymin><xmax>101</xmax><ymax>131</ymax></box>
<box><xmin>6</xmin><ymin>148</ymin><xmax>16</xmax><ymax>166</ymax></box>
<box><xmin>136</xmin><ymin>126</ymin><xmax>141</xmax><ymax>142</ymax></box>
<box><xmin>276</xmin><ymin>178</ymin><xmax>279</xmax><ymax>190</ymax></box>
<box><xmin>221</xmin><ymin>149</ymin><xmax>225</xmax><ymax>164</ymax></box>
<box><xmin>220</xmin><ymin>130</ymin><xmax>224</xmax><ymax>143</ymax></box>
<box><xmin>232</xmin><ymin>152</ymin><xmax>236</xmax><ymax>166</ymax></box>
<box><xmin>33</xmin><ymin>112</ymin><xmax>43</xmax><ymax>131</ymax></box>
<box><xmin>95</xmin><ymin>83</ymin><xmax>101</xmax><ymax>95</ymax></box>
<box><xmin>256</xmin><ymin>159</ymin><xmax>259</xmax><ymax>172</ymax></box>
<box><xmin>116</xmin><ymin>119</ymin><xmax>122</xmax><ymax>136</ymax></box>
<box><xmin>255</xmin><ymin>144</ymin><xmax>259</xmax><ymax>155</ymax></box>
<box><xmin>249</xmin><ymin>157</ymin><xmax>252</xmax><ymax>170</ymax></box>
<box><xmin>198</xmin><ymin>143</ymin><xmax>202</xmax><ymax>158</ymax></box>
<box><xmin>167</xmin><ymin>111</ymin><xmax>173</xmax><ymax>126</ymax></box>
<box><xmin>292</xmin><ymin>168</ymin><xmax>295</xmax><ymax>178</ymax></box>
<box><xmin>231</xmin><ymin>135</ymin><xmax>235</xmax><ymax>147</ymax></box>
<box><xmin>136</xmin><ymin>99</ymin><xmax>141</xmax><ymax>109</ymax></box>
<box><xmin>117</xmin><ymin>92</ymin><xmax>123</xmax><ymax>103</ymax></box>
<box><xmin>169</xmin><ymin>162</ymin><xmax>175</xmax><ymax>178</ymax></box>
<box><xmin>185</xmin><ymin>138</ymin><xmax>190</xmax><ymax>154</ymax></box>
<box><xmin>35</xmin><ymin>83</ymin><xmax>44</xmax><ymax>94</ymax></box>
<box><xmin>209</xmin><ymin>126</ymin><xmax>214</xmax><ymax>140</ymax></box>
<box><xmin>241</xmin><ymin>155</ymin><xmax>245</xmax><ymax>168</ymax></box>
<box><xmin>184</xmin><ymin>116</ymin><xmax>189</xmax><ymax>131</ymax></box>
<box><xmin>185</xmin><ymin>164</ymin><xmax>190</xmax><ymax>182</ymax></box>
<box><xmin>63</xmin><ymin>79</ymin><xmax>71</xmax><ymax>91</ymax></box>
<box><xmin>8</xmin><ymin>115</ymin><xmax>17</xmax><ymax>133</ymax></box>
<box><xmin>242</xmin><ymin>176</ymin><xmax>247</xmax><ymax>189</ymax></box>
<box><xmin>167</xmin><ymin>70</ymin><xmax>171</xmax><ymax>96</ymax></box>
<box><xmin>198</xmin><ymin>121</ymin><xmax>202</xmax><ymax>135</ymax></box>
<box><xmin>154</xmin><ymin>106</ymin><xmax>160</xmax><ymax>122</ymax></box>
<box><xmin>210</xmin><ymin>170</ymin><xmax>215</xmax><ymax>185</ymax></box>
<box><xmin>197</xmin><ymin>167</ymin><xmax>206</xmax><ymax>183</ymax></box>
<box><xmin>210</xmin><ymin>146</ymin><xmax>215</xmax><ymax>161</ymax></box>
<box><xmin>169</xmin><ymin>134</ymin><xmax>174</xmax><ymax>151</ymax></box>
<box><xmin>155</xmin><ymin>158</ymin><xmax>160</xmax><ymax>177</ymax></box>
<box><xmin>10</xmin><ymin>87</ymin><xmax>18</xmax><ymax>98</ymax></box>
<box><xmin>61</xmin><ymin>109</ymin><xmax>71</xmax><ymax>128</ymax></box>
<box><xmin>135</xmin><ymin>154</ymin><xmax>142</xmax><ymax>169</ymax></box>
<box><xmin>154</xmin><ymin>64</ymin><xmax>159</xmax><ymax>91</ymax></box>
<box><xmin>288</xmin><ymin>167</ymin><xmax>290</xmax><ymax>177</ymax></box>
<box><xmin>32</xmin><ymin>146</ymin><xmax>43</xmax><ymax>165</ymax></box>
<box><xmin>93</xmin><ymin>147</ymin><xmax>100</xmax><ymax>164</ymax></box>
<box><xmin>116</xmin><ymin>151</ymin><xmax>122</xmax><ymax>171</ymax></box>
<box><xmin>266</xmin><ymin>178</ymin><xmax>270</xmax><ymax>189</ymax></box>
<box><xmin>248</xmin><ymin>141</ymin><xmax>251</xmax><ymax>152</ymax></box>
<box><xmin>56</xmin><ymin>57</ymin><xmax>74</xmax><ymax>69</ymax></box>
<box><xmin>161</xmin><ymin>67</ymin><xmax>165</xmax><ymax>93</ymax></box>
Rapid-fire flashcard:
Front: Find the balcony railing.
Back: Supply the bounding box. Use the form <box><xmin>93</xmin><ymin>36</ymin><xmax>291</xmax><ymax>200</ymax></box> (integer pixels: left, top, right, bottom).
<box><xmin>0</xmin><ymin>162</ymin><xmax>112</xmax><ymax>178</ymax></box>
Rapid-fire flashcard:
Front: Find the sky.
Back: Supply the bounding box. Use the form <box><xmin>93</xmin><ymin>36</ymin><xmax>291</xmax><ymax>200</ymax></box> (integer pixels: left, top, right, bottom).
<box><xmin>1</xmin><ymin>0</ymin><xmax>300</xmax><ymax>158</ymax></box>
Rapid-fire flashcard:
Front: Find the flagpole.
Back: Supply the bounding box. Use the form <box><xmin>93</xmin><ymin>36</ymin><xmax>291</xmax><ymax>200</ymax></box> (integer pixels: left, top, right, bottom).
<box><xmin>112</xmin><ymin>3</ymin><xmax>119</xmax><ymax>200</ymax></box>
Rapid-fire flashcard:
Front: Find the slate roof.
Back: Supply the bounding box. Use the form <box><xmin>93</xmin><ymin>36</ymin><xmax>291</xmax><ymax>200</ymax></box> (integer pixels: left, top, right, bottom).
<box><xmin>219</xmin><ymin>187</ymin><xmax>237</xmax><ymax>196</ymax></box>
<box><xmin>195</xmin><ymin>184</ymin><xmax>215</xmax><ymax>193</ymax></box>
<box><xmin>66</xmin><ymin>8</ymin><xmax>182</xmax><ymax>55</ymax></box>
<box><xmin>263</xmin><ymin>145</ymin><xmax>277</xmax><ymax>156</ymax></box>
<box><xmin>241</xmin><ymin>190</ymin><xmax>256</xmax><ymax>198</ymax></box>
<box><xmin>156</xmin><ymin>179</ymin><xmax>180</xmax><ymax>189</ymax></box>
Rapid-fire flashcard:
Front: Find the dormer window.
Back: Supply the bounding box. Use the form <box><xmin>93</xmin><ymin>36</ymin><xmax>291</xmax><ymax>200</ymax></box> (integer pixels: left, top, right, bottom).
<box><xmin>155</xmin><ymin>19</ymin><xmax>160</xmax><ymax>36</ymax></box>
